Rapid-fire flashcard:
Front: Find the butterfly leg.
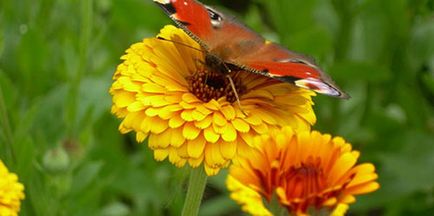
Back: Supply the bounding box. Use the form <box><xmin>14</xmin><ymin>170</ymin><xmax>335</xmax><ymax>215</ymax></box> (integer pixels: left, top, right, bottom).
<box><xmin>194</xmin><ymin>58</ymin><xmax>211</xmax><ymax>84</ymax></box>
<box><xmin>226</xmin><ymin>75</ymin><xmax>248</xmax><ymax>116</ymax></box>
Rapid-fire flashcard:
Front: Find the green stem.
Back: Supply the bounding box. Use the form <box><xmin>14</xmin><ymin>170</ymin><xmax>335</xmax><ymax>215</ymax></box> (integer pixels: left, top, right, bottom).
<box><xmin>0</xmin><ymin>86</ymin><xmax>15</xmax><ymax>163</ymax></box>
<box><xmin>66</xmin><ymin>0</ymin><xmax>92</xmax><ymax>138</ymax></box>
<box><xmin>181</xmin><ymin>167</ymin><xmax>208</xmax><ymax>216</ymax></box>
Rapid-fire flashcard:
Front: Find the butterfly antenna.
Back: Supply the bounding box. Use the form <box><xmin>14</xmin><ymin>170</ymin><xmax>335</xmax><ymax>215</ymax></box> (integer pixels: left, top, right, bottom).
<box><xmin>157</xmin><ymin>37</ymin><xmax>205</xmax><ymax>53</ymax></box>
<box><xmin>220</xmin><ymin>63</ymin><xmax>247</xmax><ymax>115</ymax></box>
<box><xmin>226</xmin><ymin>74</ymin><xmax>247</xmax><ymax>116</ymax></box>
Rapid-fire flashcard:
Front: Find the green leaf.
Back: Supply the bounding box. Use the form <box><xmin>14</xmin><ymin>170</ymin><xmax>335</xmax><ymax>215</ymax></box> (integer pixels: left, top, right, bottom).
<box><xmin>330</xmin><ymin>61</ymin><xmax>390</xmax><ymax>82</ymax></box>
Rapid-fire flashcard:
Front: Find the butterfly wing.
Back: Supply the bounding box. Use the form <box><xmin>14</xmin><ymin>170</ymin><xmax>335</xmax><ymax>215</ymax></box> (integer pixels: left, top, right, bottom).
<box><xmin>232</xmin><ymin>42</ymin><xmax>349</xmax><ymax>98</ymax></box>
<box><xmin>153</xmin><ymin>0</ymin><xmax>348</xmax><ymax>98</ymax></box>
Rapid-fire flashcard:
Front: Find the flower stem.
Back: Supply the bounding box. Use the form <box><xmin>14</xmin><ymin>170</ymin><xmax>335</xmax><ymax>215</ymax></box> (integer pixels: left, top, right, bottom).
<box><xmin>0</xmin><ymin>86</ymin><xmax>15</xmax><ymax>163</ymax></box>
<box><xmin>181</xmin><ymin>167</ymin><xmax>208</xmax><ymax>216</ymax></box>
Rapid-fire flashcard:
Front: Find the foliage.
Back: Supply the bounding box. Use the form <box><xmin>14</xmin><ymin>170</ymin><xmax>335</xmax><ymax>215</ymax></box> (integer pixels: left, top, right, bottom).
<box><xmin>0</xmin><ymin>0</ymin><xmax>433</xmax><ymax>215</ymax></box>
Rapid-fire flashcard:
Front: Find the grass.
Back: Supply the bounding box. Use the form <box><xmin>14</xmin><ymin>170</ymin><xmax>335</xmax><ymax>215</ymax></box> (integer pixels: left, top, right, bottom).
<box><xmin>1</xmin><ymin>0</ymin><xmax>434</xmax><ymax>215</ymax></box>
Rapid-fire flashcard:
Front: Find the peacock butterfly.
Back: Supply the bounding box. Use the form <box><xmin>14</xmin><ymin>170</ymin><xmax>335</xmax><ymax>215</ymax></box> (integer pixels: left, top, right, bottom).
<box><xmin>153</xmin><ymin>0</ymin><xmax>349</xmax><ymax>99</ymax></box>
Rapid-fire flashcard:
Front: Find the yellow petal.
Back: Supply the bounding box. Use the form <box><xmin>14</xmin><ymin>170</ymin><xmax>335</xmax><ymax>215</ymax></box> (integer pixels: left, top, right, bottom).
<box><xmin>323</xmin><ymin>197</ymin><xmax>337</xmax><ymax>206</ymax></box>
<box><xmin>331</xmin><ymin>204</ymin><xmax>349</xmax><ymax>216</ymax></box>
<box><xmin>205</xmin><ymin>143</ymin><xmax>226</xmax><ymax>167</ymax></box>
<box><xmin>127</xmin><ymin>101</ymin><xmax>145</xmax><ymax>112</ymax></box>
<box><xmin>204</xmin><ymin>127</ymin><xmax>220</xmax><ymax>143</ymax></box>
<box><xmin>171</xmin><ymin>127</ymin><xmax>186</xmax><ymax>148</ymax></box>
<box><xmin>152</xmin><ymin>73</ymin><xmax>186</xmax><ymax>92</ymax></box>
<box><xmin>247</xmin><ymin>89</ymin><xmax>274</xmax><ymax>100</ymax></box>
<box><xmin>182</xmin><ymin>92</ymin><xmax>200</xmax><ymax>103</ymax></box>
<box><xmin>187</xmin><ymin>137</ymin><xmax>206</xmax><ymax>158</ymax></box>
<box><xmin>328</xmin><ymin>152</ymin><xmax>357</xmax><ymax>185</ymax></box>
<box><xmin>123</xmin><ymin>112</ymin><xmax>144</xmax><ymax>131</ymax></box>
<box><xmin>339</xmin><ymin>195</ymin><xmax>356</xmax><ymax>204</ymax></box>
<box><xmin>113</xmin><ymin>91</ymin><xmax>135</xmax><ymax>108</ymax></box>
<box><xmin>347</xmin><ymin>173</ymin><xmax>378</xmax><ymax>188</ymax></box>
<box><xmin>251</xmin><ymin>123</ymin><xmax>268</xmax><ymax>134</ymax></box>
<box><xmin>145</xmin><ymin>107</ymin><xmax>160</xmax><ymax>117</ymax></box>
<box><xmin>177</xmin><ymin>144</ymin><xmax>189</xmax><ymax>159</ymax></box>
<box><xmin>192</xmin><ymin>109</ymin><xmax>207</xmax><ymax>121</ymax></box>
<box><xmin>168</xmin><ymin>148</ymin><xmax>184</xmax><ymax>166</ymax></box>
<box><xmin>169</xmin><ymin>115</ymin><xmax>185</xmax><ymax>128</ymax></box>
<box><xmin>136</xmin><ymin>132</ymin><xmax>148</xmax><ymax>143</ymax></box>
<box><xmin>149</xmin><ymin>95</ymin><xmax>171</xmax><ymax>107</ymax></box>
<box><xmin>148</xmin><ymin>134</ymin><xmax>158</xmax><ymax>148</ymax></box>
<box><xmin>350</xmin><ymin>182</ymin><xmax>380</xmax><ymax>194</ymax></box>
<box><xmin>150</xmin><ymin>117</ymin><xmax>169</xmax><ymax>134</ymax></box>
<box><xmin>221</xmin><ymin>105</ymin><xmax>235</xmax><ymax>120</ymax></box>
<box><xmin>149</xmin><ymin>130</ymin><xmax>172</xmax><ymax>149</ymax></box>
<box><xmin>194</xmin><ymin>115</ymin><xmax>212</xmax><ymax>129</ymax></box>
<box><xmin>213</xmin><ymin>112</ymin><xmax>227</xmax><ymax>127</ymax></box>
<box><xmin>180</xmin><ymin>101</ymin><xmax>197</xmax><ymax>109</ymax></box>
<box><xmin>232</xmin><ymin>118</ymin><xmax>250</xmax><ymax>133</ymax></box>
<box><xmin>219</xmin><ymin>140</ymin><xmax>236</xmax><ymax>159</ymax></box>
<box><xmin>188</xmin><ymin>155</ymin><xmax>204</xmax><ymax>168</ymax></box>
<box><xmin>244</xmin><ymin>114</ymin><xmax>262</xmax><ymax>126</ymax></box>
<box><xmin>182</xmin><ymin>122</ymin><xmax>201</xmax><ymax>140</ymax></box>
<box><xmin>239</xmin><ymin>132</ymin><xmax>253</xmax><ymax>147</ymax></box>
<box><xmin>158</xmin><ymin>105</ymin><xmax>181</xmax><ymax>119</ymax></box>
<box><xmin>221</xmin><ymin>124</ymin><xmax>237</xmax><ymax>142</ymax></box>
<box><xmin>204</xmin><ymin>99</ymin><xmax>221</xmax><ymax>111</ymax></box>
<box><xmin>154</xmin><ymin>149</ymin><xmax>169</xmax><ymax>161</ymax></box>
<box><xmin>213</xmin><ymin>123</ymin><xmax>225</xmax><ymax>134</ymax></box>
<box><xmin>142</xmin><ymin>83</ymin><xmax>166</xmax><ymax>93</ymax></box>
<box><xmin>204</xmin><ymin>165</ymin><xmax>219</xmax><ymax>176</ymax></box>
<box><xmin>254</xmin><ymin>109</ymin><xmax>277</xmax><ymax>125</ymax></box>
<box><xmin>164</xmin><ymin>94</ymin><xmax>183</xmax><ymax>103</ymax></box>
<box><xmin>195</xmin><ymin>104</ymin><xmax>212</xmax><ymax>116</ymax></box>
<box><xmin>275</xmin><ymin>187</ymin><xmax>289</xmax><ymax>205</ymax></box>
<box><xmin>181</xmin><ymin>109</ymin><xmax>195</xmax><ymax>121</ymax></box>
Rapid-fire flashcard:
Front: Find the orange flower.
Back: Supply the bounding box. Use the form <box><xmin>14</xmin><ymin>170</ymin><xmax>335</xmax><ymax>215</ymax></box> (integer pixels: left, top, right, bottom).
<box><xmin>110</xmin><ymin>25</ymin><xmax>316</xmax><ymax>175</ymax></box>
<box><xmin>227</xmin><ymin>127</ymin><xmax>379</xmax><ymax>215</ymax></box>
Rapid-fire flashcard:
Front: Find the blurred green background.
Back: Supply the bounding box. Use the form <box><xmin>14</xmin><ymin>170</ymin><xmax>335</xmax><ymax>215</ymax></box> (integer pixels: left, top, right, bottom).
<box><xmin>1</xmin><ymin>0</ymin><xmax>434</xmax><ymax>215</ymax></box>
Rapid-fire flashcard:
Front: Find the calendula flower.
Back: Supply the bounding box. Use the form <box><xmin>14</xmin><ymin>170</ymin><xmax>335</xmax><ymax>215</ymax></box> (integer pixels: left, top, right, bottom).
<box><xmin>227</xmin><ymin>127</ymin><xmax>379</xmax><ymax>216</ymax></box>
<box><xmin>0</xmin><ymin>160</ymin><xmax>25</xmax><ymax>216</ymax></box>
<box><xmin>110</xmin><ymin>25</ymin><xmax>316</xmax><ymax>175</ymax></box>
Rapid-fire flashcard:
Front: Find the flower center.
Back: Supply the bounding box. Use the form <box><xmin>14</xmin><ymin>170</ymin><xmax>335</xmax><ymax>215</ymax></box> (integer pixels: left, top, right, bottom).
<box><xmin>187</xmin><ymin>69</ymin><xmax>246</xmax><ymax>103</ymax></box>
<box><xmin>284</xmin><ymin>157</ymin><xmax>325</xmax><ymax>199</ymax></box>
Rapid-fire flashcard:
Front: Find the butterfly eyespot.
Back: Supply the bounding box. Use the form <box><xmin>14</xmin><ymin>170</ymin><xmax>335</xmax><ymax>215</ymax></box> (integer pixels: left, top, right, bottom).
<box><xmin>205</xmin><ymin>7</ymin><xmax>223</xmax><ymax>28</ymax></box>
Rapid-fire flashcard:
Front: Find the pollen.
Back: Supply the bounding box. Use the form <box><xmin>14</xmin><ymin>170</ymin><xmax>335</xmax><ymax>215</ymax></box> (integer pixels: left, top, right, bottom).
<box><xmin>187</xmin><ymin>69</ymin><xmax>246</xmax><ymax>103</ymax></box>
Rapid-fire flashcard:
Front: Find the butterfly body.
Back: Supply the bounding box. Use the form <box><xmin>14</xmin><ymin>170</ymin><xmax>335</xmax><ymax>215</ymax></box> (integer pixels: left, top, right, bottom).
<box><xmin>153</xmin><ymin>0</ymin><xmax>349</xmax><ymax>98</ymax></box>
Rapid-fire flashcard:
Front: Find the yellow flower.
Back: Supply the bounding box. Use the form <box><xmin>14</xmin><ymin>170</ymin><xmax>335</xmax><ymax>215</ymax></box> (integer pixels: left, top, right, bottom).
<box><xmin>0</xmin><ymin>160</ymin><xmax>25</xmax><ymax>216</ymax></box>
<box><xmin>227</xmin><ymin>127</ymin><xmax>379</xmax><ymax>216</ymax></box>
<box><xmin>110</xmin><ymin>25</ymin><xmax>316</xmax><ymax>175</ymax></box>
